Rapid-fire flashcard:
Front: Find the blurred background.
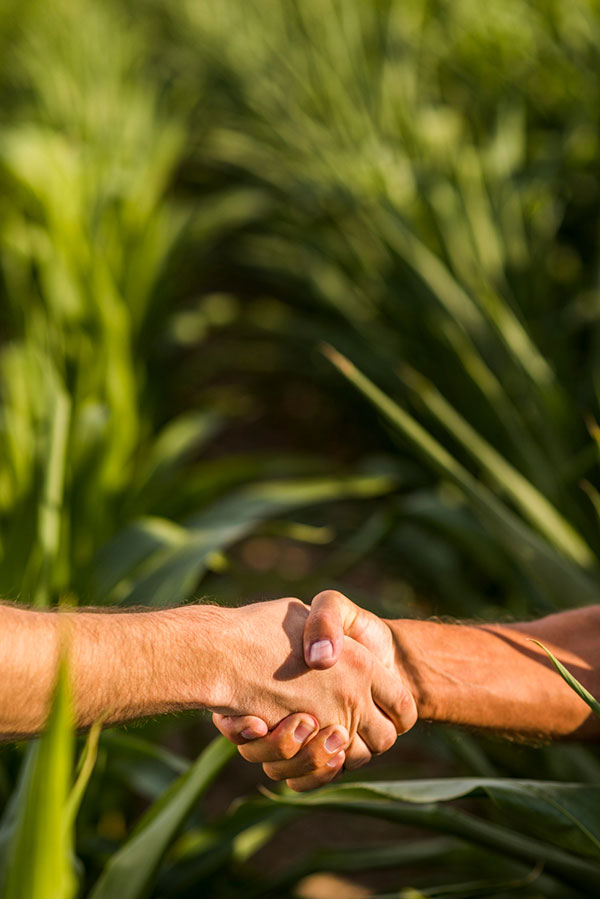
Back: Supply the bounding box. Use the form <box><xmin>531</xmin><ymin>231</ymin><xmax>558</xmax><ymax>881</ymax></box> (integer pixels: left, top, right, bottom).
<box><xmin>1</xmin><ymin>0</ymin><xmax>600</xmax><ymax>896</ymax></box>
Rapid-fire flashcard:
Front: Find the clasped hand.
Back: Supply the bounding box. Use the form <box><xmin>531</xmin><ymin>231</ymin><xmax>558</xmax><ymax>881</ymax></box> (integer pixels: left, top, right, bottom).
<box><xmin>211</xmin><ymin>591</ymin><xmax>417</xmax><ymax>791</ymax></box>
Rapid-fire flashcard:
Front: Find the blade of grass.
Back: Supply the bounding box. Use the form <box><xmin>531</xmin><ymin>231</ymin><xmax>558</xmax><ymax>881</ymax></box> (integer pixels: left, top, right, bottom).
<box><xmin>529</xmin><ymin>640</ymin><xmax>600</xmax><ymax>719</ymax></box>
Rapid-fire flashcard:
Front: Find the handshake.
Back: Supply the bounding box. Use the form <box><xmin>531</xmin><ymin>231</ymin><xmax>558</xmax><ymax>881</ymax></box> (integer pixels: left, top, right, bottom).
<box><xmin>0</xmin><ymin>591</ymin><xmax>414</xmax><ymax>757</ymax></box>
<box><xmin>3</xmin><ymin>587</ymin><xmax>591</xmax><ymax>779</ymax></box>
<box><xmin>208</xmin><ymin>590</ymin><xmax>418</xmax><ymax>792</ymax></box>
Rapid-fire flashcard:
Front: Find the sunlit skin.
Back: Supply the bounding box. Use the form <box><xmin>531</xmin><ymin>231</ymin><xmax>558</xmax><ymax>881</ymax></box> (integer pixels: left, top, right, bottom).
<box><xmin>3</xmin><ymin>592</ymin><xmax>599</xmax><ymax>795</ymax></box>
<box><xmin>214</xmin><ymin>590</ymin><xmax>600</xmax><ymax>791</ymax></box>
<box><xmin>0</xmin><ymin>597</ymin><xmax>415</xmax><ymax>780</ymax></box>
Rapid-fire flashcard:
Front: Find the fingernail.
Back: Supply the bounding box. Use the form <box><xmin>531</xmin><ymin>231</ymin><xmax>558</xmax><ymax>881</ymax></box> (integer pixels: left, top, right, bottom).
<box><xmin>327</xmin><ymin>751</ymin><xmax>344</xmax><ymax>768</ymax></box>
<box><xmin>241</xmin><ymin>728</ymin><xmax>261</xmax><ymax>740</ymax></box>
<box><xmin>308</xmin><ymin>640</ymin><xmax>334</xmax><ymax>664</ymax></box>
<box><xmin>294</xmin><ymin>721</ymin><xmax>316</xmax><ymax>743</ymax></box>
<box><xmin>324</xmin><ymin>731</ymin><xmax>344</xmax><ymax>753</ymax></box>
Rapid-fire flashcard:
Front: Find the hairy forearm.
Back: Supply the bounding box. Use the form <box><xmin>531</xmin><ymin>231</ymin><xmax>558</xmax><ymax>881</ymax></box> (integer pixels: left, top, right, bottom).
<box><xmin>0</xmin><ymin>603</ymin><xmax>231</xmax><ymax>738</ymax></box>
<box><xmin>388</xmin><ymin>606</ymin><xmax>600</xmax><ymax>740</ymax></box>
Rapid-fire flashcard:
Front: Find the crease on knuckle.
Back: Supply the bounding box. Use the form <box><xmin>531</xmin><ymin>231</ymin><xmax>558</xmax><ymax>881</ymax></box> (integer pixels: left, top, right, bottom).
<box><xmin>394</xmin><ymin>688</ymin><xmax>418</xmax><ymax>733</ymax></box>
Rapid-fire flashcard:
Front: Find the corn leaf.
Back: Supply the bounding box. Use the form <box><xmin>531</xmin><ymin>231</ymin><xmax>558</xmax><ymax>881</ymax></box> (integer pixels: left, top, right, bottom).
<box><xmin>269</xmin><ymin>778</ymin><xmax>600</xmax><ymax>890</ymax></box>
<box><xmin>530</xmin><ymin>640</ymin><xmax>600</xmax><ymax>719</ymax></box>
<box><xmin>323</xmin><ymin>346</ymin><xmax>598</xmax><ymax>606</ymax></box>
<box><xmin>401</xmin><ymin>366</ymin><xmax>593</xmax><ymax>567</ymax></box>
<box><xmin>107</xmin><ymin>472</ymin><xmax>396</xmax><ymax>606</ymax></box>
<box><xmin>0</xmin><ymin>662</ymin><xmax>76</xmax><ymax>899</ymax></box>
<box><xmin>89</xmin><ymin>737</ymin><xmax>235</xmax><ymax>899</ymax></box>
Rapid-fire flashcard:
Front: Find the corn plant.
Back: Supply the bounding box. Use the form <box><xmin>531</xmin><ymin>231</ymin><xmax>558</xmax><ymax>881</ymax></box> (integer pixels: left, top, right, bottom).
<box><xmin>172</xmin><ymin>0</ymin><xmax>600</xmax><ymax>616</ymax></box>
<box><xmin>1</xmin><ymin>0</ymin><xmax>600</xmax><ymax>897</ymax></box>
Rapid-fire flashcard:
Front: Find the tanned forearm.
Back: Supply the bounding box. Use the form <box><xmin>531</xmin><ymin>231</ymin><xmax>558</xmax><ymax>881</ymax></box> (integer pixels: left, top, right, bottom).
<box><xmin>0</xmin><ymin>603</ymin><xmax>231</xmax><ymax>738</ymax></box>
<box><xmin>388</xmin><ymin>606</ymin><xmax>600</xmax><ymax>740</ymax></box>
<box><xmin>0</xmin><ymin>598</ymin><xmax>413</xmax><ymax>751</ymax></box>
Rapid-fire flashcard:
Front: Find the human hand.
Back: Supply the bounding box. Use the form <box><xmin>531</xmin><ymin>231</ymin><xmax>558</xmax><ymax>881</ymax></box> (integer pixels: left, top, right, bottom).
<box><xmin>214</xmin><ymin>591</ymin><xmax>417</xmax><ymax>789</ymax></box>
<box><xmin>211</xmin><ymin>595</ymin><xmax>414</xmax><ymax>786</ymax></box>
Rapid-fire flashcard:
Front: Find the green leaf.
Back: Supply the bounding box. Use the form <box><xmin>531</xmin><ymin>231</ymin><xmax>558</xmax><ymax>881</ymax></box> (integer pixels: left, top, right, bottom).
<box><xmin>111</xmin><ymin>473</ymin><xmax>396</xmax><ymax>606</ymax></box>
<box><xmin>32</xmin><ymin>383</ymin><xmax>71</xmax><ymax>607</ymax></box>
<box><xmin>100</xmin><ymin>731</ymin><xmax>190</xmax><ymax>776</ymax></box>
<box><xmin>529</xmin><ymin>640</ymin><xmax>600</xmax><ymax>719</ymax></box>
<box><xmin>89</xmin><ymin>737</ymin><xmax>235</xmax><ymax>899</ymax></box>
<box><xmin>65</xmin><ymin>716</ymin><xmax>103</xmax><ymax>830</ymax></box>
<box><xmin>322</xmin><ymin>346</ymin><xmax>598</xmax><ymax>607</ymax></box>
<box><xmin>130</xmin><ymin>411</ymin><xmax>223</xmax><ymax>508</ymax></box>
<box><xmin>93</xmin><ymin>516</ymin><xmax>189</xmax><ymax>601</ymax></box>
<box><xmin>265</xmin><ymin>838</ymin><xmax>460</xmax><ymax>897</ymax></box>
<box><xmin>0</xmin><ymin>661</ymin><xmax>76</xmax><ymax>899</ymax></box>
<box><xmin>379</xmin><ymin>861</ymin><xmax>544</xmax><ymax>898</ymax></box>
<box><xmin>400</xmin><ymin>365</ymin><xmax>593</xmax><ymax>567</ymax></box>
<box><xmin>269</xmin><ymin>778</ymin><xmax>600</xmax><ymax>890</ymax></box>
<box><xmin>158</xmin><ymin>798</ymin><xmax>293</xmax><ymax>892</ymax></box>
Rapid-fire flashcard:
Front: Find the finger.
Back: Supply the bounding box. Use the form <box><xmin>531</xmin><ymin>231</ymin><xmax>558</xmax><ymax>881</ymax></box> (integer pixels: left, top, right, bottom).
<box><xmin>212</xmin><ymin>713</ymin><xmax>269</xmax><ymax>745</ymax></box>
<box><xmin>262</xmin><ymin>725</ymin><xmax>348</xmax><ymax>781</ymax></box>
<box><xmin>304</xmin><ymin>590</ymin><xmax>357</xmax><ymax>670</ymax></box>
<box><xmin>286</xmin><ymin>750</ymin><xmax>346</xmax><ymax>792</ymax></box>
<box><xmin>343</xmin><ymin>733</ymin><xmax>372</xmax><ymax>771</ymax></box>
<box><xmin>371</xmin><ymin>666</ymin><xmax>418</xmax><ymax>736</ymax></box>
<box><xmin>238</xmin><ymin>714</ymin><xmax>318</xmax><ymax>764</ymax></box>
<box><xmin>357</xmin><ymin>709</ymin><xmax>398</xmax><ymax>756</ymax></box>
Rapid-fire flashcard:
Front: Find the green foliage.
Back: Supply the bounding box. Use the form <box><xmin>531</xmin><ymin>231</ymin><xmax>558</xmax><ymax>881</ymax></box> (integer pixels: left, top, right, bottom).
<box><xmin>90</xmin><ymin>738</ymin><xmax>235</xmax><ymax>899</ymax></box>
<box><xmin>1</xmin><ymin>0</ymin><xmax>600</xmax><ymax>896</ymax></box>
<box><xmin>0</xmin><ymin>662</ymin><xmax>75</xmax><ymax>899</ymax></box>
<box><xmin>272</xmin><ymin>778</ymin><xmax>600</xmax><ymax>869</ymax></box>
<box><xmin>531</xmin><ymin>641</ymin><xmax>600</xmax><ymax>719</ymax></box>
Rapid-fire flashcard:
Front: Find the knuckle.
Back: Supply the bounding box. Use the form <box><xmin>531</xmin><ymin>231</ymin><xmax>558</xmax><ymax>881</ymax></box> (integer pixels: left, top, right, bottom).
<box><xmin>313</xmin><ymin>589</ymin><xmax>345</xmax><ymax>606</ymax></box>
<box><xmin>279</xmin><ymin>741</ymin><xmax>297</xmax><ymax>761</ymax></box>
<box><xmin>212</xmin><ymin>714</ymin><xmax>230</xmax><ymax>737</ymax></box>
<box><xmin>263</xmin><ymin>763</ymin><xmax>285</xmax><ymax>782</ymax></box>
<box><xmin>400</xmin><ymin>708</ymin><xmax>418</xmax><ymax>735</ymax></box>
<box><xmin>306</xmin><ymin>743</ymin><xmax>327</xmax><ymax>767</ymax></box>
<box><xmin>345</xmin><ymin>745</ymin><xmax>371</xmax><ymax>769</ymax></box>
<box><xmin>392</xmin><ymin>689</ymin><xmax>418</xmax><ymax>733</ymax></box>
<box><xmin>373</xmin><ymin>728</ymin><xmax>397</xmax><ymax>755</ymax></box>
<box><xmin>311</xmin><ymin>610</ymin><xmax>334</xmax><ymax>629</ymax></box>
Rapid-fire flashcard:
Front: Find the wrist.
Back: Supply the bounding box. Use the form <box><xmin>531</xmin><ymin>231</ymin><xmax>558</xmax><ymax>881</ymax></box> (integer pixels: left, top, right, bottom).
<box><xmin>385</xmin><ymin>618</ymin><xmax>432</xmax><ymax>719</ymax></box>
<box><xmin>169</xmin><ymin>604</ymin><xmax>238</xmax><ymax>711</ymax></box>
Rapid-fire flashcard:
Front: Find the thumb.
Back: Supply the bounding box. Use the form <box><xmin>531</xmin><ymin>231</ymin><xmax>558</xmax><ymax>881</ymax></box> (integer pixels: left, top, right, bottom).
<box><xmin>304</xmin><ymin>590</ymin><xmax>359</xmax><ymax>670</ymax></box>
